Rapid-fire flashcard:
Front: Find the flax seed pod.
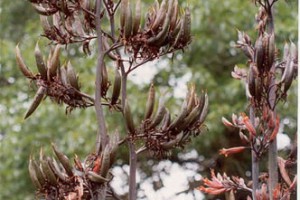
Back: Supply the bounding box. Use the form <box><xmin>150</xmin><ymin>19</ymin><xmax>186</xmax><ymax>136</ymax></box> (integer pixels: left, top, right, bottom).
<box><xmin>281</xmin><ymin>60</ymin><xmax>294</xmax><ymax>93</ymax></box>
<box><xmin>248</xmin><ymin>63</ymin><xmax>257</xmax><ymax>97</ymax></box>
<box><xmin>124</xmin><ymin>100</ymin><xmax>135</xmax><ymax>134</ymax></box>
<box><xmin>151</xmin><ymin>0</ymin><xmax>167</xmax><ymax>31</ymax></box>
<box><xmin>144</xmin><ymin>83</ymin><xmax>156</xmax><ymax>120</ymax></box>
<box><xmin>16</xmin><ymin>44</ymin><xmax>34</xmax><ymax>78</ymax></box>
<box><xmin>111</xmin><ymin>68</ymin><xmax>121</xmax><ymax>105</ymax></box>
<box><xmin>66</xmin><ymin>61</ymin><xmax>80</xmax><ymax>90</ymax></box>
<box><xmin>99</xmin><ymin>146</ymin><xmax>111</xmax><ymax>178</ymax></box>
<box><xmin>161</xmin><ymin>132</ymin><xmax>183</xmax><ymax>150</ymax></box>
<box><xmin>34</xmin><ymin>42</ymin><xmax>47</xmax><ymax>80</ymax></box>
<box><xmin>40</xmin><ymin>156</ymin><xmax>58</xmax><ymax>186</ymax></box>
<box><xmin>28</xmin><ymin>156</ymin><xmax>42</xmax><ymax>189</ymax></box>
<box><xmin>48</xmin><ymin>157</ymin><xmax>67</xmax><ymax>181</ymax></box>
<box><xmin>149</xmin><ymin>98</ymin><xmax>166</xmax><ymax>129</ymax></box>
<box><xmin>254</xmin><ymin>36</ymin><xmax>264</xmax><ymax>74</ymax></box>
<box><xmin>87</xmin><ymin>171</ymin><xmax>109</xmax><ymax>183</ymax></box>
<box><xmin>170</xmin><ymin>0</ymin><xmax>178</xmax><ymax>31</ymax></box>
<box><xmin>48</xmin><ymin>44</ymin><xmax>61</xmax><ymax>80</ymax></box>
<box><xmin>32</xmin><ymin>159</ymin><xmax>46</xmax><ymax>186</ymax></box>
<box><xmin>124</xmin><ymin>0</ymin><xmax>133</xmax><ymax>39</ymax></box>
<box><xmin>266</xmin><ymin>33</ymin><xmax>275</xmax><ymax>71</ymax></box>
<box><xmin>198</xmin><ymin>93</ymin><xmax>209</xmax><ymax>125</ymax></box>
<box><xmin>59</xmin><ymin>64</ymin><xmax>69</xmax><ymax>86</ymax></box>
<box><xmin>24</xmin><ymin>86</ymin><xmax>46</xmax><ymax>119</ymax></box>
<box><xmin>51</xmin><ymin>143</ymin><xmax>73</xmax><ymax>177</ymax></box>
<box><xmin>120</xmin><ymin>0</ymin><xmax>128</xmax><ymax>30</ymax></box>
<box><xmin>168</xmin><ymin>100</ymin><xmax>188</xmax><ymax>130</ymax></box>
<box><xmin>132</xmin><ymin>0</ymin><xmax>141</xmax><ymax>36</ymax></box>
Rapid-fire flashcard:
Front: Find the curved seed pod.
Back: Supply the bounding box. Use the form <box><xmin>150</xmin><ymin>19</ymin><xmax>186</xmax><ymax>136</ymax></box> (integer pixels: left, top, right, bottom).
<box><xmin>181</xmin><ymin>7</ymin><xmax>191</xmax><ymax>44</ymax></box>
<box><xmin>24</xmin><ymin>86</ymin><xmax>46</xmax><ymax>119</ymax></box>
<box><xmin>28</xmin><ymin>156</ymin><xmax>42</xmax><ymax>189</ymax></box>
<box><xmin>282</xmin><ymin>42</ymin><xmax>290</xmax><ymax>61</ymax></box>
<box><xmin>198</xmin><ymin>93</ymin><xmax>209</xmax><ymax>125</ymax></box>
<box><xmin>160</xmin><ymin>108</ymin><xmax>171</xmax><ymax>130</ymax></box>
<box><xmin>186</xmin><ymin>85</ymin><xmax>196</xmax><ymax>113</ymax></box>
<box><xmin>32</xmin><ymin>159</ymin><xmax>46</xmax><ymax>186</ymax></box>
<box><xmin>31</xmin><ymin>3</ymin><xmax>58</xmax><ymax>15</ymax></box>
<box><xmin>120</xmin><ymin>0</ymin><xmax>128</xmax><ymax>30</ymax></box>
<box><xmin>151</xmin><ymin>0</ymin><xmax>167</xmax><ymax>31</ymax></box>
<box><xmin>48</xmin><ymin>44</ymin><xmax>61</xmax><ymax>80</ymax></box>
<box><xmin>161</xmin><ymin>132</ymin><xmax>184</xmax><ymax>150</ymax></box>
<box><xmin>132</xmin><ymin>0</ymin><xmax>141</xmax><ymax>35</ymax></box>
<box><xmin>184</xmin><ymin>104</ymin><xmax>202</xmax><ymax>127</ymax></box>
<box><xmin>35</xmin><ymin>42</ymin><xmax>47</xmax><ymax>80</ymax></box>
<box><xmin>248</xmin><ymin>63</ymin><xmax>257</xmax><ymax>97</ymax></box>
<box><xmin>101</xmin><ymin>63</ymin><xmax>109</xmax><ymax>93</ymax></box>
<box><xmin>282</xmin><ymin>60</ymin><xmax>295</xmax><ymax>93</ymax></box>
<box><xmin>290</xmin><ymin>41</ymin><xmax>297</xmax><ymax>61</ymax></box>
<box><xmin>149</xmin><ymin>98</ymin><xmax>166</xmax><ymax>129</ymax></box>
<box><xmin>87</xmin><ymin>171</ymin><xmax>110</xmax><ymax>183</ymax></box>
<box><xmin>267</xmin><ymin>33</ymin><xmax>275</xmax><ymax>71</ymax></box>
<box><xmin>170</xmin><ymin>0</ymin><xmax>178</xmax><ymax>30</ymax></box>
<box><xmin>48</xmin><ymin>157</ymin><xmax>68</xmax><ymax>181</ymax></box>
<box><xmin>111</xmin><ymin>68</ymin><xmax>121</xmax><ymax>105</ymax></box>
<box><xmin>144</xmin><ymin>83</ymin><xmax>156</xmax><ymax>120</ymax></box>
<box><xmin>147</xmin><ymin>11</ymin><xmax>170</xmax><ymax>46</ymax></box>
<box><xmin>51</xmin><ymin>143</ymin><xmax>74</xmax><ymax>177</ymax></box>
<box><xmin>40</xmin><ymin>15</ymin><xmax>52</xmax><ymax>33</ymax></box>
<box><xmin>66</xmin><ymin>61</ymin><xmax>80</xmax><ymax>90</ymax></box>
<box><xmin>109</xmin><ymin>132</ymin><xmax>119</xmax><ymax>166</ymax></box>
<box><xmin>15</xmin><ymin>44</ymin><xmax>34</xmax><ymax>78</ymax></box>
<box><xmin>40</xmin><ymin>156</ymin><xmax>58</xmax><ymax>185</ymax></box>
<box><xmin>124</xmin><ymin>101</ymin><xmax>135</xmax><ymax>134</ymax></box>
<box><xmin>168</xmin><ymin>100</ymin><xmax>188</xmax><ymax>130</ymax></box>
<box><xmin>124</xmin><ymin>0</ymin><xmax>132</xmax><ymax>39</ymax></box>
<box><xmin>59</xmin><ymin>64</ymin><xmax>69</xmax><ymax>86</ymax></box>
<box><xmin>100</xmin><ymin>146</ymin><xmax>111</xmax><ymax>178</ymax></box>
<box><xmin>254</xmin><ymin>35</ymin><xmax>264</xmax><ymax>74</ymax></box>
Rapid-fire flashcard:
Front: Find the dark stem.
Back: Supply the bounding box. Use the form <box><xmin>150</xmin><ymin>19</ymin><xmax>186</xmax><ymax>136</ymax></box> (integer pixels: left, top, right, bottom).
<box><xmin>250</xmin><ymin>107</ymin><xmax>259</xmax><ymax>200</ymax></box>
<box><xmin>95</xmin><ymin>0</ymin><xmax>108</xmax><ymax>155</ymax></box>
<box><xmin>266</xmin><ymin>1</ymin><xmax>278</xmax><ymax>198</ymax></box>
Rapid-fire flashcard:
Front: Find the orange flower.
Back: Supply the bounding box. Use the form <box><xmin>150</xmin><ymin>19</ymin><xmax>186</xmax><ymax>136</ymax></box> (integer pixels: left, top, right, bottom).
<box><xmin>269</xmin><ymin>115</ymin><xmax>280</xmax><ymax>141</ymax></box>
<box><xmin>242</xmin><ymin>114</ymin><xmax>257</xmax><ymax>137</ymax></box>
<box><xmin>198</xmin><ymin>186</ymin><xmax>226</xmax><ymax>195</ymax></box>
<box><xmin>219</xmin><ymin>146</ymin><xmax>246</xmax><ymax>157</ymax></box>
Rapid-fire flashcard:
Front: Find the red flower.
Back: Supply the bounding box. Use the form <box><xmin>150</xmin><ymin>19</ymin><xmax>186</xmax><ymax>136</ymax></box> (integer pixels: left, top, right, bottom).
<box><xmin>219</xmin><ymin>146</ymin><xmax>247</xmax><ymax>157</ymax></box>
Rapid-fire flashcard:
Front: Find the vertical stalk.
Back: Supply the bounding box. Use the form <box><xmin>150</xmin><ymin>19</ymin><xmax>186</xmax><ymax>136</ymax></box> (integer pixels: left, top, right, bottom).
<box><xmin>250</xmin><ymin>107</ymin><xmax>259</xmax><ymax>200</ymax></box>
<box><xmin>266</xmin><ymin>1</ymin><xmax>278</xmax><ymax>198</ymax></box>
<box><xmin>95</xmin><ymin>0</ymin><xmax>108</xmax><ymax>156</ymax></box>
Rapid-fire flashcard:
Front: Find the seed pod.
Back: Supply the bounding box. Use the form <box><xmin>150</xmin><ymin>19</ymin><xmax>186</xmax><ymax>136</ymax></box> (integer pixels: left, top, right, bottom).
<box><xmin>266</xmin><ymin>33</ymin><xmax>275</xmax><ymax>71</ymax></box>
<box><xmin>248</xmin><ymin>63</ymin><xmax>257</xmax><ymax>97</ymax></box>
<box><xmin>32</xmin><ymin>159</ymin><xmax>46</xmax><ymax>186</ymax></box>
<box><xmin>40</xmin><ymin>15</ymin><xmax>52</xmax><ymax>34</ymax></box>
<box><xmin>181</xmin><ymin>7</ymin><xmax>191</xmax><ymax>44</ymax></box>
<box><xmin>168</xmin><ymin>100</ymin><xmax>188</xmax><ymax>131</ymax></box>
<box><xmin>254</xmin><ymin>77</ymin><xmax>262</xmax><ymax>103</ymax></box>
<box><xmin>31</xmin><ymin>3</ymin><xmax>57</xmax><ymax>15</ymax></box>
<box><xmin>151</xmin><ymin>0</ymin><xmax>167</xmax><ymax>31</ymax></box>
<box><xmin>109</xmin><ymin>132</ymin><xmax>119</xmax><ymax>166</ymax></box>
<box><xmin>51</xmin><ymin>143</ymin><xmax>73</xmax><ymax>177</ymax></box>
<box><xmin>40</xmin><ymin>156</ymin><xmax>58</xmax><ymax>186</ymax></box>
<box><xmin>120</xmin><ymin>0</ymin><xmax>128</xmax><ymax>30</ymax></box>
<box><xmin>124</xmin><ymin>0</ymin><xmax>132</xmax><ymax>39</ymax></box>
<box><xmin>198</xmin><ymin>93</ymin><xmax>209</xmax><ymax>125</ymax></box>
<box><xmin>124</xmin><ymin>101</ymin><xmax>135</xmax><ymax>134</ymax></box>
<box><xmin>48</xmin><ymin>157</ymin><xmax>67</xmax><ymax>181</ymax></box>
<box><xmin>160</xmin><ymin>108</ymin><xmax>171</xmax><ymax>130</ymax></box>
<box><xmin>186</xmin><ymin>85</ymin><xmax>196</xmax><ymax>113</ymax></box>
<box><xmin>28</xmin><ymin>156</ymin><xmax>42</xmax><ymax>189</ymax></box>
<box><xmin>87</xmin><ymin>171</ymin><xmax>110</xmax><ymax>183</ymax></box>
<box><xmin>170</xmin><ymin>0</ymin><xmax>178</xmax><ymax>30</ymax></box>
<box><xmin>254</xmin><ymin>35</ymin><xmax>264</xmax><ymax>74</ymax></box>
<box><xmin>290</xmin><ymin>41</ymin><xmax>297</xmax><ymax>61</ymax></box>
<box><xmin>111</xmin><ymin>68</ymin><xmax>121</xmax><ymax>105</ymax></box>
<box><xmin>15</xmin><ymin>44</ymin><xmax>34</xmax><ymax>78</ymax></box>
<box><xmin>66</xmin><ymin>61</ymin><xmax>80</xmax><ymax>90</ymax></box>
<box><xmin>34</xmin><ymin>42</ymin><xmax>47</xmax><ymax>80</ymax></box>
<box><xmin>59</xmin><ymin>64</ymin><xmax>69</xmax><ymax>86</ymax></box>
<box><xmin>282</xmin><ymin>42</ymin><xmax>290</xmax><ymax>62</ymax></box>
<box><xmin>100</xmin><ymin>146</ymin><xmax>111</xmax><ymax>178</ymax></box>
<box><xmin>48</xmin><ymin>44</ymin><xmax>61</xmax><ymax>80</ymax></box>
<box><xmin>101</xmin><ymin>62</ymin><xmax>109</xmax><ymax>95</ymax></box>
<box><xmin>149</xmin><ymin>98</ymin><xmax>166</xmax><ymax>129</ymax></box>
<box><xmin>281</xmin><ymin>60</ymin><xmax>294</xmax><ymax>93</ymax></box>
<box><xmin>184</xmin><ymin>104</ymin><xmax>202</xmax><ymax>127</ymax></box>
<box><xmin>132</xmin><ymin>0</ymin><xmax>141</xmax><ymax>35</ymax></box>
<box><xmin>144</xmin><ymin>83</ymin><xmax>156</xmax><ymax>120</ymax></box>
<box><xmin>161</xmin><ymin>132</ymin><xmax>184</xmax><ymax>150</ymax></box>
<box><xmin>24</xmin><ymin>86</ymin><xmax>46</xmax><ymax>119</ymax></box>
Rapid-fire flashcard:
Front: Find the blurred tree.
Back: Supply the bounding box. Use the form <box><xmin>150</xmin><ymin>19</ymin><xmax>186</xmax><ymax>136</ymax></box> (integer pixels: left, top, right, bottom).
<box><xmin>0</xmin><ymin>0</ymin><xmax>297</xmax><ymax>199</ymax></box>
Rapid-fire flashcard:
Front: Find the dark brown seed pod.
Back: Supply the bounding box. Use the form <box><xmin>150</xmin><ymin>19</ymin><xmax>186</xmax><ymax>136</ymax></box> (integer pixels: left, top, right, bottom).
<box><xmin>124</xmin><ymin>0</ymin><xmax>133</xmax><ymax>39</ymax></box>
<box><xmin>99</xmin><ymin>146</ymin><xmax>111</xmax><ymax>178</ymax></box>
<box><xmin>132</xmin><ymin>0</ymin><xmax>141</xmax><ymax>35</ymax></box>
<box><xmin>40</xmin><ymin>156</ymin><xmax>58</xmax><ymax>186</ymax></box>
<box><xmin>51</xmin><ymin>143</ymin><xmax>74</xmax><ymax>177</ymax></box>
<box><xmin>24</xmin><ymin>86</ymin><xmax>46</xmax><ymax>119</ymax></box>
<box><xmin>66</xmin><ymin>61</ymin><xmax>80</xmax><ymax>90</ymax></box>
<box><xmin>28</xmin><ymin>156</ymin><xmax>42</xmax><ymax>189</ymax></box>
<box><xmin>151</xmin><ymin>0</ymin><xmax>167</xmax><ymax>31</ymax></box>
<box><xmin>168</xmin><ymin>100</ymin><xmax>188</xmax><ymax>131</ymax></box>
<box><xmin>32</xmin><ymin>159</ymin><xmax>46</xmax><ymax>186</ymax></box>
<box><xmin>111</xmin><ymin>68</ymin><xmax>121</xmax><ymax>105</ymax></box>
<box><xmin>198</xmin><ymin>93</ymin><xmax>209</xmax><ymax>125</ymax></box>
<box><xmin>124</xmin><ymin>101</ymin><xmax>135</xmax><ymax>134</ymax></box>
<box><xmin>248</xmin><ymin>63</ymin><xmax>257</xmax><ymax>97</ymax></box>
<box><xmin>254</xmin><ymin>35</ymin><xmax>264</xmax><ymax>74</ymax></box>
<box><xmin>48</xmin><ymin>44</ymin><xmax>61</xmax><ymax>80</ymax></box>
<box><xmin>149</xmin><ymin>98</ymin><xmax>166</xmax><ymax>129</ymax></box>
<box><xmin>16</xmin><ymin>44</ymin><xmax>34</xmax><ymax>78</ymax></box>
<box><xmin>48</xmin><ymin>157</ymin><xmax>67</xmax><ymax>181</ymax></box>
<box><xmin>144</xmin><ymin>83</ymin><xmax>156</xmax><ymax>120</ymax></box>
<box><xmin>34</xmin><ymin>42</ymin><xmax>48</xmax><ymax>80</ymax></box>
<box><xmin>161</xmin><ymin>132</ymin><xmax>183</xmax><ymax>150</ymax></box>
